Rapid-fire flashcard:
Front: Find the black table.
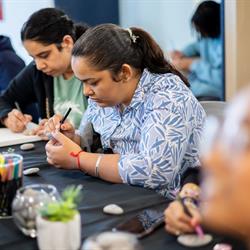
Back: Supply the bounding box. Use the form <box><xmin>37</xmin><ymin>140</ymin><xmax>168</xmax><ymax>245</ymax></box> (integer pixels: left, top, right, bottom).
<box><xmin>0</xmin><ymin>141</ymin><xmax>245</xmax><ymax>250</ymax></box>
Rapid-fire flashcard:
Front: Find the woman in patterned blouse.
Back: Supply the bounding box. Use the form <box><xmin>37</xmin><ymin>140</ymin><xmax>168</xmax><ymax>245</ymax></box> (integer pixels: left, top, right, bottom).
<box><xmin>45</xmin><ymin>24</ymin><xmax>206</xmax><ymax>198</ymax></box>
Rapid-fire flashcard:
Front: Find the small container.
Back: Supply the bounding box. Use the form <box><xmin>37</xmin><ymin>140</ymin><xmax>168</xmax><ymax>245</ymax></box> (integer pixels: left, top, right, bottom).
<box><xmin>37</xmin><ymin>212</ymin><xmax>81</xmax><ymax>250</ymax></box>
<box><xmin>12</xmin><ymin>184</ymin><xmax>60</xmax><ymax>238</ymax></box>
<box><xmin>0</xmin><ymin>153</ymin><xmax>23</xmax><ymax>218</ymax></box>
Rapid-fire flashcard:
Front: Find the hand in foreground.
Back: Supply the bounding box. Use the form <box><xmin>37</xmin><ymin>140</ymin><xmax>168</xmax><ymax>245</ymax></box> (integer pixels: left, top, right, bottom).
<box><xmin>164</xmin><ymin>200</ymin><xmax>201</xmax><ymax>236</ymax></box>
<box><xmin>3</xmin><ymin>109</ymin><xmax>32</xmax><ymax>133</ymax></box>
<box><xmin>45</xmin><ymin>131</ymin><xmax>82</xmax><ymax>169</ymax></box>
<box><xmin>44</xmin><ymin>114</ymin><xmax>75</xmax><ymax>140</ymax></box>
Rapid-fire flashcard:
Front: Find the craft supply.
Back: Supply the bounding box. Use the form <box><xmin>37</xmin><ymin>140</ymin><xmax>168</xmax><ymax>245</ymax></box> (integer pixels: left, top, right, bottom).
<box><xmin>0</xmin><ymin>128</ymin><xmax>41</xmax><ymax>147</ymax></box>
<box><xmin>103</xmin><ymin>204</ymin><xmax>124</xmax><ymax>215</ymax></box>
<box><xmin>14</xmin><ymin>102</ymin><xmax>39</xmax><ymax>135</ymax></box>
<box><xmin>14</xmin><ymin>101</ymin><xmax>22</xmax><ymax>112</ymax></box>
<box><xmin>59</xmin><ymin>107</ymin><xmax>72</xmax><ymax>131</ymax></box>
<box><xmin>12</xmin><ymin>184</ymin><xmax>60</xmax><ymax>237</ymax></box>
<box><xmin>177</xmin><ymin>196</ymin><xmax>204</xmax><ymax>238</ymax></box>
<box><xmin>20</xmin><ymin>143</ymin><xmax>35</xmax><ymax>151</ymax></box>
<box><xmin>23</xmin><ymin>168</ymin><xmax>40</xmax><ymax>176</ymax></box>
<box><xmin>0</xmin><ymin>154</ymin><xmax>23</xmax><ymax>217</ymax></box>
<box><xmin>177</xmin><ymin>234</ymin><xmax>213</xmax><ymax>247</ymax></box>
<box><xmin>213</xmin><ymin>243</ymin><xmax>232</xmax><ymax>250</ymax></box>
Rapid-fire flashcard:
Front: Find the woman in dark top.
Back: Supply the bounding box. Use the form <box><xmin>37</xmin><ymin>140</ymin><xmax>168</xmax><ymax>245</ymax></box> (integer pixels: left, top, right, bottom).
<box><xmin>0</xmin><ymin>8</ymin><xmax>88</xmax><ymax>135</ymax></box>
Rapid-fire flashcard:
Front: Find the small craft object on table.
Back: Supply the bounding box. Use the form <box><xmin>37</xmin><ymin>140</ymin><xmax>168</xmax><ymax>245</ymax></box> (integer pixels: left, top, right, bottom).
<box><xmin>20</xmin><ymin>143</ymin><xmax>35</xmax><ymax>151</ymax></box>
<box><xmin>23</xmin><ymin>168</ymin><xmax>40</xmax><ymax>176</ymax></box>
<box><xmin>103</xmin><ymin>204</ymin><xmax>124</xmax><ymax>215</ymax></box>
<box><xmin>177</xmin><ymin>234</ymin><xmax>213</xmax><ymax>247</ymax></box>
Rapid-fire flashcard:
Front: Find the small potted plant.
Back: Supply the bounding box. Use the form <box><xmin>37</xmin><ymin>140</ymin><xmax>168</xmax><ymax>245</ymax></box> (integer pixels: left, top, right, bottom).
<box><xmin>36</xmin><ymin>185</ymin><xmax>82</xmax><ymax>250</ymax></box>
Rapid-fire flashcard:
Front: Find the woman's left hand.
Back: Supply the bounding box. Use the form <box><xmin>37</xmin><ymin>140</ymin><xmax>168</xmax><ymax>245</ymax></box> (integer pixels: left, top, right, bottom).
<box><xmin>45</xmin><ymin>130</ymin><xmax>82</xmax><ymax>169</ymax></box>
<box><xmin>30</xmin><ymin>119</ymin><xmax>49</xmax><ymax>140</ymax></box>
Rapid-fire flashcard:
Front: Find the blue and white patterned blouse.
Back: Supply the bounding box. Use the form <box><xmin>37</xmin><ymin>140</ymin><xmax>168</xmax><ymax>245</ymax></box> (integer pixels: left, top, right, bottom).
<box><xmin>78</xmin><ymin>69</ymin><xmax>206</xmax><ymax>198</ymax></box>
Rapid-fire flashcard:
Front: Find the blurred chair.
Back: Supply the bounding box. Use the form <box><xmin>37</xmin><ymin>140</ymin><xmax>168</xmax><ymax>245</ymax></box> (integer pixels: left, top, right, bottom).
<box><xmin>200</xmin><ymin>101</ymin><xmax>227</xmax><ymax>119</ymax></box>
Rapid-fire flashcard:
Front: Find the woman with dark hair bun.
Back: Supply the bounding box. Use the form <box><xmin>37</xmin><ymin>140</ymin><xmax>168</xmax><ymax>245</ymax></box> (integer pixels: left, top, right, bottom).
<box><xmin>45</xmin><ymin>24</ymin><xmax>205</xmax><ymax>198</ymax></box>
<box><xmin>0</xmin><ymin>8</ymin><xmax>89</xmax><ymax>136</ymax></box>
<box><xmin>170</xmin><ymin>1</ymin><xmax>222</xmax><ymax>101</ymax></box>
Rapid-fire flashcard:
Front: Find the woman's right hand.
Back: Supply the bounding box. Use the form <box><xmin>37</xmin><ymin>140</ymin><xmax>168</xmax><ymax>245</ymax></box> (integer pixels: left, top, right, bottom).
<box><xmin>3</xmin><ymin>109</ymin><xmax>32</xmax><ymax>133</ymax></box>
<box><xmin>44</xmin><ymin>114</ymin><xmax>76</xmax><ymax>141</ymax></box>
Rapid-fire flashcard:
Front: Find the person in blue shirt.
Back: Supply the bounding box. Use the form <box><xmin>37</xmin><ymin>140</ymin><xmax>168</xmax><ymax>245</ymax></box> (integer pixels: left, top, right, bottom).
<box><xmin>0</xmin><ymin>35</ymin><xmax>25</xmax><ymax>94</ymax></box>
<box><xmin>171</xmin><ymin>1</ymin><xmax>222</xmax><ymax>100</ymax></box>
<box><xmin>45</xmin><ymin>24</ymin><xmax>206</xmax><ymax>198</ymax></box>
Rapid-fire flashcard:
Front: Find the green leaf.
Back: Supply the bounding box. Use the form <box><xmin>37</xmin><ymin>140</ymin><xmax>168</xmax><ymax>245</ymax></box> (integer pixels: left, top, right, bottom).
<box><xmin>40</xmin><ymin>185</ymin><xmax>83</xmax><ymax>222</ymax></box>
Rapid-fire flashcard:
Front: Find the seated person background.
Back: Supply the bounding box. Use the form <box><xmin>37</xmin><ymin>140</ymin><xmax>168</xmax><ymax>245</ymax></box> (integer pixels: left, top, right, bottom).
<box><xmin>170</xmin><ymin>1</ymin><xmax>222</xmax><ymax>101</ymax></box>
<box><xmin>44</xmin><ymin>24</ymin><xmax>206</xmax><ymax>198</ymax></box>
<box><xmin>0</xmin><ymin>8</ymin><xmax>88</xmax><ymax>135</ymax></box>
<box><xmin>0</xmin><ymin>35</ymin><xmax>25</xmax><ymax>94</ymax></box>
<box><xmin>0</xmin><ymin>35</ymin><xmax>38</xmax><ymax>122</ymax></box>
<box><xmin>165</xmin><ymin>86</ymin><xmax>250</xmax><ymax>243</ymax></box>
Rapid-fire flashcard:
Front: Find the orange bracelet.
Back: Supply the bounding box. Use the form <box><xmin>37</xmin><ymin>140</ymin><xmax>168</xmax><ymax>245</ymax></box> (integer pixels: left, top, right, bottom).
<box><xmin>70</xmin><ymin>150</ymin><xmax>85</xmax><ymax>169</ymax></box>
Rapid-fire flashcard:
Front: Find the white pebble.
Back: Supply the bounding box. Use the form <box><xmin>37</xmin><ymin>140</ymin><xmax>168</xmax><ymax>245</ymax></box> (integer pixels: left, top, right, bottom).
<box><xmin>20</xmin><ymin>143</ymin><xmax>35</xmax><ymax>151</ymax></box>
<box><xmin>177</xmin><ymin>234</ymin><xmax>213</xmax><ymax>247</ymax></box>
<box><xmin>23</xmin><ymin>167</ymin><xmax>40</xmax><ymax>176</ymax></box>
<box><xmin>103</xmin><ymin>204</ymin><xmax>124</xmax><ymax>215</ymax></box>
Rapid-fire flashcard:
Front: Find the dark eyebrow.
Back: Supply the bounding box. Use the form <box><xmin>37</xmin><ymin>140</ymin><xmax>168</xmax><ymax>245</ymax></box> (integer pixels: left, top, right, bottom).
<box><xmin>76</xmin><ymin>77</ymin><xmax>91</xmax><ymax>83</ymax></box>
<box><xmin>78</xmin><ymin>77</ymin><xmax>99</xmax><ymax>83</ymax></box>
<box><xmin>36</xmin><ymin>50</ymin><xmax>50</xmax><ymax>57</ymax></box>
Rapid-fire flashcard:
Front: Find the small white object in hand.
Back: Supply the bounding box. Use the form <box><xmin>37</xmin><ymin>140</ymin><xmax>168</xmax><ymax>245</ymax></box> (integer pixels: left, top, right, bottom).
<box><xmin>103</xmin><ymin>204</ymin><xmax>124</xmax><ymax>215</ymax></box>
<box><xmin>177</xmin><ymin>234</ymin><xmax>213</xmax><ymax>247</ymax></box>
<box><xmin>20</xmin><ymin>143</ymin><xmax>35</xmax><ymax>151</ymax></box>
<box><xmin>23</xmin><ymin>167</ymin><xmax>40</xmax><ymax>176</ymax></box>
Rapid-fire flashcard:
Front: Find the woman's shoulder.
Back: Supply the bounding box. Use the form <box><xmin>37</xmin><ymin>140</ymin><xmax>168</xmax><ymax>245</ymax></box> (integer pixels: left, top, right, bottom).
<box><xmin>145</xmin><ymin>73</ymin><xmax>192</xmax><ymax>108</ymax></box>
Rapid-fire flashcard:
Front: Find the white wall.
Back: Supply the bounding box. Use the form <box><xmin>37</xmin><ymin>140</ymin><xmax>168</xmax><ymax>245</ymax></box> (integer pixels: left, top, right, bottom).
<box><xmin>0</xmin><ymin>0</ymin><xmax>54</xmax><ymax>64</ymax></box>
<box><xmin>119</xmin><ymin>0</ymin><xmax>200</xmax><ymax>54</ymax></box>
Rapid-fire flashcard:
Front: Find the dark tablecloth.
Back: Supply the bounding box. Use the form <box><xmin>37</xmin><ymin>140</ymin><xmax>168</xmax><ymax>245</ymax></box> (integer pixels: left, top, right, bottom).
<box><xmin>0</xmin><ymin>141</ymin><xmax>246</xmax><ymax>250</ymax></box>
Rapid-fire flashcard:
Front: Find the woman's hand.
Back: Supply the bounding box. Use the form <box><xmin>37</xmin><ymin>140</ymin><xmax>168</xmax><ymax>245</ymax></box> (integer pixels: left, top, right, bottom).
<box><xmin>170</xmin><ymin>50</ymin><xmax>184</xmax><ymax>60</ymax></box>
<box><xmin>3</xmin><ymin>109</ymin><xmax>32</xmax><ymax>133</ymax></box>
<box><xmin>27</xmin><ymin>119</ymin><xmax>48</xmax><ymax>139</ymax></box>
<box><xmin>45</xmin><ymin>131</ymin><xmax>82</xmax><ymax>169</ymax></box>
<box><xmin>164</xmin><ymin>200</ymin><xmax>201</xmax><ymax>236</ymax></box>
<box><xmin>44</xmin><ymin>114</ymin><xmax>75</xmax><ymax>140</ymax></box>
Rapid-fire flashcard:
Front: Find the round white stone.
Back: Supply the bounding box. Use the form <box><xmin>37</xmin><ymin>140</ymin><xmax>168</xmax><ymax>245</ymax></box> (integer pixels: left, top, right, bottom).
<box><xmin>177</xmin><ymin>234</ymin><xmax>213</xmax><ymax>247</ymax></box>
<box><xmin>20</xmin><ymin>143</ymin><xmax>35</xmax><ymax>151</ymax></box>
<box><xmin>23</xmin><ymin>167</ymin><xmax>40</xmax><ymax>176</ymax></box>
<box><xmin>103</xmin><ymin>204</ymin><xmax>124</xmax><ymax>215</ymax></box>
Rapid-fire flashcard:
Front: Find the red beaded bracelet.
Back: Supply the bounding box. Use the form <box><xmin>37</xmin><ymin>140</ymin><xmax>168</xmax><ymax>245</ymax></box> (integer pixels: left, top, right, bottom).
<box><xmin>70</xmin><ymin>150</ymin><xmax>85</xmax><ymax>169</ymax></box>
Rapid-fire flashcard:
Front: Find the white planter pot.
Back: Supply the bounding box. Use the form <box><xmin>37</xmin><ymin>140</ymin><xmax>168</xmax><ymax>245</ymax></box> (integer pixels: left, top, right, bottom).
<box><xmin>36</xmin><ymin>212</ymin><xmax>81</xmax><ymax>250</ymax></box>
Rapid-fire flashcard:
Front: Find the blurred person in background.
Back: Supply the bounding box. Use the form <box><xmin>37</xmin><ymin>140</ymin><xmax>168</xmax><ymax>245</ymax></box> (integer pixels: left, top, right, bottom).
<box><xmin>0</xmin><ymin>35</ymin><xmax>25</xmax><ymax>94</ymax></box>
<box><xmin>170</xmin><ymin>1</ymin><xmax>222</xmax><ymax>101</ymax></box>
